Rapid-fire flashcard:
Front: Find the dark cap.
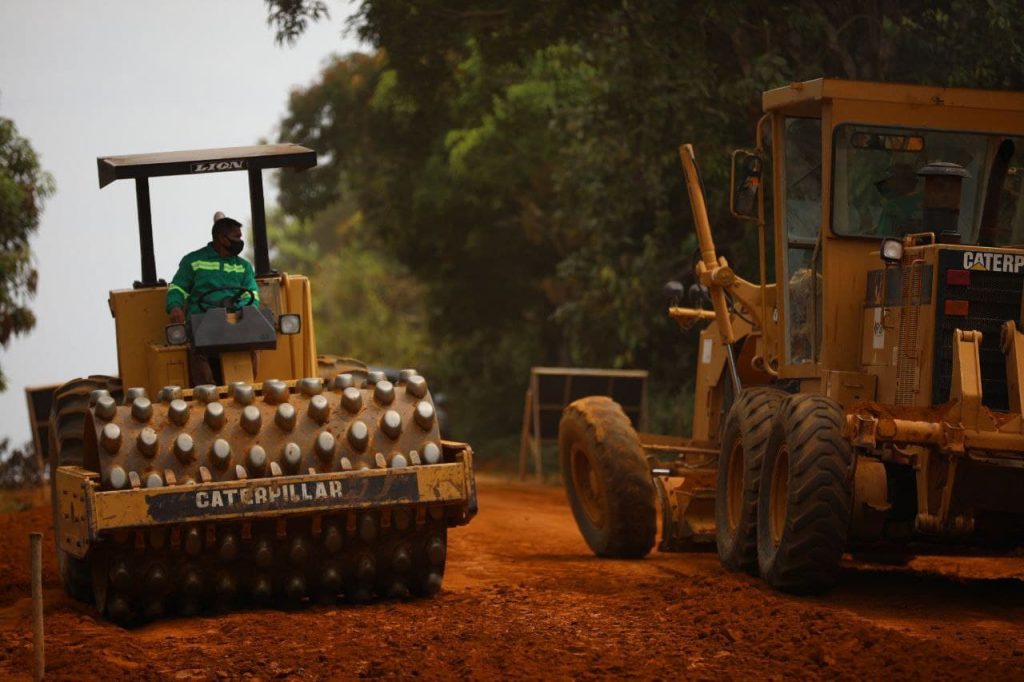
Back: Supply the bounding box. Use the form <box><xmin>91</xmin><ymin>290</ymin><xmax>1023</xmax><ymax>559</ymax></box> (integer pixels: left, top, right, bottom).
<box><xmin>212</xmin><ymin>215</ymin><xmax>242</xmax><ymax>236</ymax></box>
<box><xmin>211</xmin><ymin>212</ymin><xmax>242</xmax><ymax>240</ymax></box>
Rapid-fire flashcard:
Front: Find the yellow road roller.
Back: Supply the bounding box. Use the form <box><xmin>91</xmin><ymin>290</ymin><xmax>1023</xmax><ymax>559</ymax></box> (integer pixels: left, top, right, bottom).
<box><xmin>32</xmin><ymin>144</ymin><xmax>476</xmax><ymax>624</ymax></box>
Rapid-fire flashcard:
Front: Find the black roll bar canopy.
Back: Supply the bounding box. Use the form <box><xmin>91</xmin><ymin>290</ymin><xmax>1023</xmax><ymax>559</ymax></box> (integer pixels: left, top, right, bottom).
<box><xmin>97</xmin><ymin>144</ymin><xmax>317</xmax><ymax>287</ymax></box>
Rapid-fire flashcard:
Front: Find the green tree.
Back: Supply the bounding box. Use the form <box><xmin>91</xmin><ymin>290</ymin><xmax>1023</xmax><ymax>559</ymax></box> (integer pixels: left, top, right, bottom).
<box><xmin>0</xmin><ymin>112</ymin><xmax>54</xmax><ymax>392</ymax></box>
<box><xmin>0</xmin><ymin>438</ymin><xmax>42</xmax><ymax>488</ymax></box>
<box><xmin>267</xmin><ymin>0</ymin><xmax>1024</xmax><ymax>445</ymax></box>
<box><xmin>266</xmin><ymin>201</ymin><xmax>431</xmax><ymax>369</ymax></box>
<box><xmin>270</xmin><ymin>51</ymin><xmax>433</xmax><ymax>371</ymax></box>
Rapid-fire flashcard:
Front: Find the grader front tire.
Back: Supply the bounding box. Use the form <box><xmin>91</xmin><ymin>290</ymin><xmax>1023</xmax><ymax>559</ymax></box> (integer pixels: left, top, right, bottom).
<box><xmin>715</xmin><ymin>387</ymin><xmax>786</xmax><ymax>574</ymax></box>
<box><xmin>559</xmin><ymin>396</ymin><xmax>655</xmax><ymax>559</ymax></box>
<box><xmin>757</xmin><ymin>394</ymin><xmax>853</xmax><ymax>593</ymax></box>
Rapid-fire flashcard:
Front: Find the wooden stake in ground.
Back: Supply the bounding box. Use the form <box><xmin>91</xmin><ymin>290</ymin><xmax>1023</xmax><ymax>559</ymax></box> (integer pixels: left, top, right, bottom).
<box><xmin>30</xmin><ymin>532</ymin><xmax>43</xmax><ymax>681</ymax></box>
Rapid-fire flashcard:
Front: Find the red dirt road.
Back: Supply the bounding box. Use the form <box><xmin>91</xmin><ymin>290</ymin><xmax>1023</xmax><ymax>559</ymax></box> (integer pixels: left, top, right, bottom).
<box><xmin>2</xmin><ymin>478</ymin><xmax>1024</xmax><ymax>680</ymax></box>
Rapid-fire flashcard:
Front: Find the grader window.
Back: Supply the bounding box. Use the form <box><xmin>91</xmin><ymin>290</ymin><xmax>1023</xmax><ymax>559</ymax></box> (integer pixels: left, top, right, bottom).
<box><xmin>979</xmin><ymin>139</ymin><xmax>1024</xmax><ymax>246</ymax></box>
<box><xmin>831</xmin><ymin>124</ymin><xmax>991</xmax><ymax>241</ymax></box>
<box><xmin>782</xmin><ymin>118</ymin><xmax>823</xmax><ymax>365</ymax></box>
<box><xmin>850</xmin><ymin>132</ymin><xmax>925</xmax><ymax>153</ymax></box>
<box><xmin>784</xmin><ymin>118</ymin><xmax>822</xmax><ymax>242</ymax></box>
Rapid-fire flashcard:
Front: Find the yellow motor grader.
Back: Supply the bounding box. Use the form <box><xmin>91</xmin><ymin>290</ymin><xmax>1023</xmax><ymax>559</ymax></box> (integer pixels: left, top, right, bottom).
<box><xmin>29</xmin><ymin>144</ymin><xmax>476</xmax><ymax>623</ymax></box>
<box><xmin>560</xmin><ymin>79</ymin><xmax>1024</xmax><ymax>592</ymax></box>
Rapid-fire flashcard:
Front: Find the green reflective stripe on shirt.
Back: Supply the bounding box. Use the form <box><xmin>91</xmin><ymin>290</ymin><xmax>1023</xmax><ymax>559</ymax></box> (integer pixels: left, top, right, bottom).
<box><xmin>168</xmin><ymin>283</ymin><xmax>190</xmax><ymax>299</ymax></box>
<box><xmin>168</xmin><ymin>242</ymin><xmax>259</xmax><ymax>315</ymax></box>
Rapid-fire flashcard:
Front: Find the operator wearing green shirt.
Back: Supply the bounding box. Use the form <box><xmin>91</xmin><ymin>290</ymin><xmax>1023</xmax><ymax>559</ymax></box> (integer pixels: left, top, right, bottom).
<box><xmin>166</xmin><ymin>212</ymin><xmax>260</xmax><ymax>385</ymax></box>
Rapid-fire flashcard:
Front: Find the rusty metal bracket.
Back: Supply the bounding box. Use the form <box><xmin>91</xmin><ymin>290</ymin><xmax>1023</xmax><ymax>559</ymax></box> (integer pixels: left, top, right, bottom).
<box><xmin>1002</xmin><ymin>320</ymin><xmax>1024</xmax><ymax>415</ymax></box>
<box><xmin>849</xmin><ymin>414</ymin><xmax>879</xmax><ymax>448</ymax></box>
<box><xmin>941</xmin><ymin>421</ymin><xmax>966</xmax><ymax>453</ymax></box>
<box><xmin>654</xmin><ymin>472</ymin><xmax>716</xmax><ymax>552</ymax></box>
<box><xmin>947</xmin><ymin>329</ymin><xmax>984</xmax><ymax>430</ymax></box>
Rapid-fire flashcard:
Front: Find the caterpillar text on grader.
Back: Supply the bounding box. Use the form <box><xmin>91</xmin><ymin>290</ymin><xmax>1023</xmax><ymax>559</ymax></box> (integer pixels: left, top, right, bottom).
<box><xmin>29</xmin><ymin>144</ymin><xmax>476</xmax><ymax>624</ymax></box>
<box><xmin>560</xmin><ymin>79</ymin><xmax>1024</xmax><ymax>592</ymax></box>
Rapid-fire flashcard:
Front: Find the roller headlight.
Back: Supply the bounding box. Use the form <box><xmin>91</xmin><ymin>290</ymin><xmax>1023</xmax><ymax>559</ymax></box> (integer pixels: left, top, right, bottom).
<box><xmin>279</xmin><ymin>314</ymin><xmax>301</xmax><ymax>335</ymax></box>
<box><xmin>165</xmin><ymin>323</ymin><xmax>187</xmax><ymax>346</ymax></box>
<box><xmin>880</xmin><ymin>238</ymin><xmax>904</xmax><ymax>264</ymax></box>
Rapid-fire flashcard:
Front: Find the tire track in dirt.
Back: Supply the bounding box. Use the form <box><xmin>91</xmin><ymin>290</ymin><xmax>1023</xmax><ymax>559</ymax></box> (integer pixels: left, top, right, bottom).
<box><xmin>0</xmin><ymin>477</ymin><xmax>1022</xmax><ymax>679</ymax></box>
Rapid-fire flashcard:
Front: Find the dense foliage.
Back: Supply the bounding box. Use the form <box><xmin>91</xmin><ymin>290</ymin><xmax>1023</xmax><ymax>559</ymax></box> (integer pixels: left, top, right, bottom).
<box><xmin>265</xmin><ymin>0</ymin><xmax>1024</xmax><ymax>445</ymax></box>
<box><xmin>0</xmin><ymin>438</ymin><xmax>41</xmax><ymax>488</ymax></box>
<box><xmin>0</xmin><ymin>112</ymin><xmax>53</xmax><ymax>392</ymax></box>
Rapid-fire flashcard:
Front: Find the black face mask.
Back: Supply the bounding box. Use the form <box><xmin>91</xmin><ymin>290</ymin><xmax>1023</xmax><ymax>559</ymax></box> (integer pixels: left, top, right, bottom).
<box><xmin>225</xmin><ymin>238</ymin><xmax>244</xmax><ymax>256</ymax></box>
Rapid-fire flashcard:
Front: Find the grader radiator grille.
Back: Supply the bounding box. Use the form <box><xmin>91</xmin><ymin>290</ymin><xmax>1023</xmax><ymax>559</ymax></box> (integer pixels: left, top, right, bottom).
<box><xmin>895</xmin><ymin>261</ymin><xmax>926</xmax><ymax>405</ymax></box>
<box><xmin>933</xmin><ymin>251</ymin><xmax>1023</xmax><ymax>411</ymax></box>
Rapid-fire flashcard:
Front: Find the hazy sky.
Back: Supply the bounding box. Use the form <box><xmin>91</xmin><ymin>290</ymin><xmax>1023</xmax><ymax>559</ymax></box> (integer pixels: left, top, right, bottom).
<box><xmin>0</xmin><ymin>1</ymin><xmax>363</xmax><ymax>445</ymax></box>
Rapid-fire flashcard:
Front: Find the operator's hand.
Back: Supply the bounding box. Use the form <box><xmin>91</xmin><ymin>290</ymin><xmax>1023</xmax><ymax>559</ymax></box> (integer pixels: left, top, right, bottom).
<box><xmin>168</xmin><ymin>307</ymin><xmax>185</xmax><ymax>324</ymax></box>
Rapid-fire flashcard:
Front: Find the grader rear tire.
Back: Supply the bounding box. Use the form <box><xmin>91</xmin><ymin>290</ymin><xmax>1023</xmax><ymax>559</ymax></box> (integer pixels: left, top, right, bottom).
<box><xmin>559</xmin><ymin>396</ymin><xmax>655</xmax><ymax>558</ymax></box>
<box><xmin>715</xmin><ymin>387</ymin><xmax>786</xmax><ymax>574</ymax></box>
<box><xmin>48</xmin><ymin>375</ymin><xmax>123</xmax><ymax>604</ymax></box>
<box><xmin>757</xmin><ymin>394</ymin><xmax>853</xmax><ymax>593</ymax></box>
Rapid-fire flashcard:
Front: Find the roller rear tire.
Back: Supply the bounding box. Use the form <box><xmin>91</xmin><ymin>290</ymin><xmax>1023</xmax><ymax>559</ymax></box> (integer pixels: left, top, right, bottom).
<box><xmin>559</xmin><ymin>396</ymin><xmax>655</xmax><ymax>558</ymax></box>
<box><xmin>49</xmin><ymin>375</ymin><xmax>122</xmax><ymax>603</ymax></box>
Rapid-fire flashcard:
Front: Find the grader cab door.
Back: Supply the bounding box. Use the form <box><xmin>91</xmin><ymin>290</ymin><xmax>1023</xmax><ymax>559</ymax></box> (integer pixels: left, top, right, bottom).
<box><xmin>777</xmin><ymin>116</ymin><xmax>824</xmax><ymax>371</ymax></box>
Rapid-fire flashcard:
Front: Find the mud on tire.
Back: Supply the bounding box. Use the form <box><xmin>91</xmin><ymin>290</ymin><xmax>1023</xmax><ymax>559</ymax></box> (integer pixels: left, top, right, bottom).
<box><xmin>715</xmin><ymin>387</ymin><xmax>786</xmax><ymax>574</ymax></box>
<box><xmin>757</xmin><ymin>394</ymin><xmax>853</xmax><ymax>593</ymax></box>
<box><xmin>559</xmin><ymin>396</ymin><xmax>655</xmax><ymax>558</ymax></box>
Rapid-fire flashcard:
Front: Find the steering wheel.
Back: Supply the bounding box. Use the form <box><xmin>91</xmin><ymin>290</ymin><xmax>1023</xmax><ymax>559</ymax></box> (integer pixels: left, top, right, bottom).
<box><xmin>194</xmin><ymin>286</ymin><xmax>257</xmax><ymax>312</ymax></box>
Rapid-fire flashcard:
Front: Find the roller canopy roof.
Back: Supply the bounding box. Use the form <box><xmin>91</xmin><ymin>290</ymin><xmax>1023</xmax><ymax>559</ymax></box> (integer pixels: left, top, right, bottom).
<box><xmin>97</xmin><ymin>144</ymin><xmax>316</xmax><ymax>188</ymax></box>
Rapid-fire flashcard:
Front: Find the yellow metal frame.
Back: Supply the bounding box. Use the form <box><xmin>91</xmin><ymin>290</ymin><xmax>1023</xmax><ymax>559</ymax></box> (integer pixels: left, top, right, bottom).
<box><xmin>110</xmin><ymin>273</ymin><xmax>319</xmax><ymax>394</ymax></box>
<box><xmin>678</xmin><ymin>77</ymin><xmax>1024</xmax><ymax>402</ymax></box>
<box><xmin>56</xmin><ymin>442</ymin><xmax>476</xmax><ymax>559</ymax></box>
<box><xmin>848</xmin><ymin>328</ymin><xmax>1024</xmax><ymax>454</ymax></box>
<box><xmin>761</xmin><ymin>79</ymin><xmax>1024</xmax><ymax>382</ymax></box>
<box><xmin>673</xmin><ymin>144</ymin><xmax>778</xmax><ymax>391</ymax></box>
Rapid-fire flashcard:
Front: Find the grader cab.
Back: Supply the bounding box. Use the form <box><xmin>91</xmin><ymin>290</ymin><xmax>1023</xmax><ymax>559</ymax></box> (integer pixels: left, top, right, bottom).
<box><xmin>560</xmin><ymin>79</ymin><xmax>1024</xmax><ymax>592</ymax></box>
<box><xmin>37</xmin><ymin>144</ymin><xmax>476</xmax><ymax>623</ymax></box>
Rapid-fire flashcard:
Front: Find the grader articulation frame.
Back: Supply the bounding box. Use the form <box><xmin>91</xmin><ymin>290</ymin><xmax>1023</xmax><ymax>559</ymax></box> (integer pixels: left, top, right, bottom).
<box><xmin>36</xmin><ymin>144</ymin><xmax>476</xmax><ymax>623</ymax></box>
<box><xmin>560</xmin><ymin>79</ymin><xmax>1024</xmax><ymax>592</ymax></box>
